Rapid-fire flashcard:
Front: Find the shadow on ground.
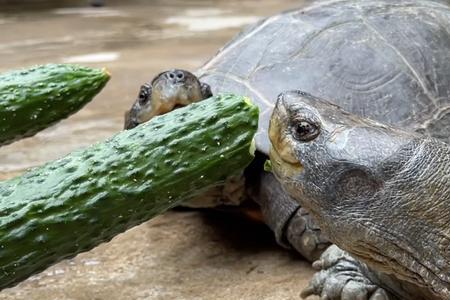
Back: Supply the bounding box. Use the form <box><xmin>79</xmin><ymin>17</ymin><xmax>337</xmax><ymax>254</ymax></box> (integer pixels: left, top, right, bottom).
<box><xmin>1</xmin><ymin>211</ymin><xmax>317</xmax><ymax>300</ymax></box>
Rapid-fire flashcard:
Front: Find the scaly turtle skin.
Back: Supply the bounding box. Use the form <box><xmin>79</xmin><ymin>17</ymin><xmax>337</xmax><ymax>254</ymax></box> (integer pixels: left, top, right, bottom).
<box><xmin>125</xmin><ymin>1</ymin><xmax>450</xmax><ymax>299</ymax></box>
<box><xmin>269</xmin><ymin>91</ymin><xmax>450</xmax><ymax>299</ymax></box>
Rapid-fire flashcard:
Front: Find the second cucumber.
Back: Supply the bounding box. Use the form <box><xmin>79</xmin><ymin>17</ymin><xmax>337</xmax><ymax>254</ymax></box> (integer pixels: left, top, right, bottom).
<box><xmin>0</xmin><ymin>64</ymin><xmax>110</xmax><ymax>146</ymax></box>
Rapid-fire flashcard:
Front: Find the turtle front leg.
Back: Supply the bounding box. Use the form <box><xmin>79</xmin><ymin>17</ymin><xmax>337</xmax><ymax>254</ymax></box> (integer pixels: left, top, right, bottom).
<box><xmin>302</xmin><ymin>245</ymin><xmax>393</xmax><ymax>300</ymax></box>
<box><xmin>200</xmin><ymin>82</ymin><xmax>213</xmax><ymax>99</ymax></box>
<box><xmin>255</xmin><ymin>173</ymin><xmax>395</xmax><ymax>299</ymax></box>
<box><xmin>254</xmin><ymin>172</ymin><xmax>329</xmax><ymax>262</ymax></box>
<box><xmin>305</xmin><ymin>245</ymin><xmax>441</xmax><ymax>300</ymax></box>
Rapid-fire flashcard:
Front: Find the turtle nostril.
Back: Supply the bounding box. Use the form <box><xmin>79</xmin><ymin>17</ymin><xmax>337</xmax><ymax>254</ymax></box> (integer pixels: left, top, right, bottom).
<box><xmin>166</xmin><ymin>70</ymin><xmax>185</xmax><ymax>82</ymax></box>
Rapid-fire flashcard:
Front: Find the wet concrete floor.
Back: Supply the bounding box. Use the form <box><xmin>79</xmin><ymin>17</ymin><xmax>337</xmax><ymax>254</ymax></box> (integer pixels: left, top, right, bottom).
<box><xmin>0</xmin><ymin>1</ymin><xmax>318</xmax><ymax>299</ymax></box>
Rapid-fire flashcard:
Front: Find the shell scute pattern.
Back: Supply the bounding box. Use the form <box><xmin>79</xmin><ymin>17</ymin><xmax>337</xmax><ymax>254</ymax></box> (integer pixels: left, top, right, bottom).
<box><xmin>198</xmin><ymin>0</ymin><xmax>450</xmax><ymax>154</ymax></box>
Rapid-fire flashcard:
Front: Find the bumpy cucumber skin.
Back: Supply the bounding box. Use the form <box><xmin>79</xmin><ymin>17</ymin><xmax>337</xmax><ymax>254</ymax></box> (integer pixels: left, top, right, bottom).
<box><xmin>0</xmin><ymin>64</ymin><xmax>110</xmax><ymax>146</ymax></box>
<box><xmin>0</xmin><ymin>94</ymin><xmax>258</xmax><ymax>289</ymax></box>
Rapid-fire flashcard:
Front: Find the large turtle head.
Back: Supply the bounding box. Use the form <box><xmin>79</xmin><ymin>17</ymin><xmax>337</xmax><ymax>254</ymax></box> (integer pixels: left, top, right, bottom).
<box><xmin>124</xmin><ymin>69</ymin><xmax>212</xmax><ymax>129</ymax></box>
<box><xmin>268</xmin><ymin>91</ymin><xmax>450</xmax><ymax>297</ymax></box>
<box><xmin>269</xmin><ymin>90</ymin><xmax>412</xmax><ymax>217</ymax></box>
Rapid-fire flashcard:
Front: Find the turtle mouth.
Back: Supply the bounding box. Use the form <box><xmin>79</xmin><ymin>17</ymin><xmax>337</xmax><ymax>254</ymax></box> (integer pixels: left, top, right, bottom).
<box><xmin>269</xmin><ymin>145</ymin><xmax>303</xmax><ymax>179</ymax></box>
<box><xmin>167</xmin><ymin>81</ymin><xmax>186</xmax><ymax>87</ymax></box>
<box><xmin>268</xmin><ymin>103</ymin><xmax>303</xmax><ymax>177</ymax></box>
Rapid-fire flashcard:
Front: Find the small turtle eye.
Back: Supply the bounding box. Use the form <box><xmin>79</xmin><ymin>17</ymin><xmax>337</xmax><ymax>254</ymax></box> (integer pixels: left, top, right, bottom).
<box><xmin>138</xmin><ymin>93</ymin><xmax>148</xmax><ymax>105</ymax></box>
<box><xmin>291</xmin><ymin>120</ymin><xmax>320</xmax><ymax>142</ymax></box>
<box><xmin>138</xmin><ymin>84</ymin><xmax>151</xmax><ymax>105</ymax></box>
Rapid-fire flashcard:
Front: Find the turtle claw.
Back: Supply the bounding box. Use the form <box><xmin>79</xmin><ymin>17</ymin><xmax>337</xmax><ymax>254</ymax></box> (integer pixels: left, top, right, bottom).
<box><xmin>369</xmin><ymin>288</ymin><xmax>390</xmax><ymax>300</ymax></box>
<box><xmin>300</xmin><ymin>286</ymin><xmax>314</xmax><ymax>298</ymax></box>
<box><xmin>302</xmin><ymin>245</ymin><xmax>392</xmax><ymax>300</ymax></box>
<box><xmin>312</xmin><ymin>259</ymin><xmax>324</xmax><ymax>270</ymax></box>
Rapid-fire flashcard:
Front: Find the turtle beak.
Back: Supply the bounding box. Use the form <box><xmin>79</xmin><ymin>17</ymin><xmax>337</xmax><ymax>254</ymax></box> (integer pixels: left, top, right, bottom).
<box><xmin>269</xmin><ymin>145</ymin><xmax>303</xmax><ymax>179</ymax></box>
<box><xmin>268</xmin><ymin>99</ymin><xmax>303</xmax><ymax>178</ymax></box>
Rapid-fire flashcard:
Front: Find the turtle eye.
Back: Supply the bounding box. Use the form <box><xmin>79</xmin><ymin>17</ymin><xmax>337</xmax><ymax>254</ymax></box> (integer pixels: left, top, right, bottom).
<box><xmin>138</xmin><ymin>84</ymin><xmax>151</xmax><ymax>105</ymax></box>
<box><xmin>291</xmin><ymin>120</ymin><xmax>320</xmax><ymax>142</ymax></box>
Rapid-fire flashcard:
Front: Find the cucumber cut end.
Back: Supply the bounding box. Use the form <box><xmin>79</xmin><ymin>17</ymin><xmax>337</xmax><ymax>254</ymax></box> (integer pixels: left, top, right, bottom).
<box><xmin>243</xmin><ymin>96</ymin><xmax>254</xmax><ymax>107</ymax></box>
<box><xmin>264</xmin><ymin>160</ymin><xmax>273</xmax><ymax>173</ymax></box>
<box><xmin>102</xmin><ymin>68</ymin><xmax>112</xmax><ymax>79</ymax></box>
<box><xmin>249</xmin><ymin>138</ymin><xmax>256</xmax><ymax>156</ymax></box>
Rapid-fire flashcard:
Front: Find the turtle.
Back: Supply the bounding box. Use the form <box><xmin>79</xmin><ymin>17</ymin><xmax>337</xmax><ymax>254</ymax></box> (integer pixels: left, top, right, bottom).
<box><xmin>124</xmin><ymin>0</ymin><xmax>450</xmax><ymax>299</ymax></box>
<box><xmin>268</xmin><ymin>90</ymin><xmax>450</xmax><ymax>300</ymax></box>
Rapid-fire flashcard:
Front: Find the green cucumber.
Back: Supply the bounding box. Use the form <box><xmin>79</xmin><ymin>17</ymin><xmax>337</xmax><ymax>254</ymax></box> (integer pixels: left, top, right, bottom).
<box><xmin>0</xmin><ymin>64</ymin><xmax>110</xmax><ymax>146</ymax></box>
<box><xmin>0</xmin><ymin>94</ymin><xmax>258</xmax><ymax>289</ymax></box>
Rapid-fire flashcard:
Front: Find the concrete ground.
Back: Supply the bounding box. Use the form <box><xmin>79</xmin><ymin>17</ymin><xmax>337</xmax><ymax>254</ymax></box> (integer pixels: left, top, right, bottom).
<box><xmin>0</xmin><ymin>0</ymin><xmax>318</xmax><ymax>299</ymax></box>
<box><xmin>0</xmin><ymin>211</ymin><xmax>317</xmax><ymax>300</ymax></box>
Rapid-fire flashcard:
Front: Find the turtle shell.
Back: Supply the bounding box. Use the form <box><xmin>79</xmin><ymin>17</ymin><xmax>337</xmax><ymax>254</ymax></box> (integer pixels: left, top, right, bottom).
<box><xmin>197</xmin><ymin>0</ymin><xmax>450</xmax><ymax>155</ymax></box>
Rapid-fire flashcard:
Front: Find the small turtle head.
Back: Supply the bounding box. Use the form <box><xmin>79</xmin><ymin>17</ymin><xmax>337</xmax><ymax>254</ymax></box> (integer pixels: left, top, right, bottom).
<box><xmin>124</xmin><ymin>69</ymin><xmax>211</xmax><ymax>129</ymax></box>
